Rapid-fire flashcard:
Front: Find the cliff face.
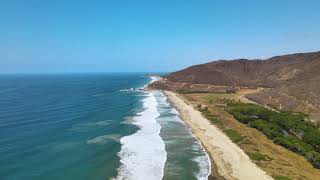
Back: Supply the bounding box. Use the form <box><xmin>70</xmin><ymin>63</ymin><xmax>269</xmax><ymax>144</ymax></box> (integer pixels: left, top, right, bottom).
<box><xmin>158</xmin><ymin>51</ymin><xmax>320</xmax><ymax>121</ymax></box>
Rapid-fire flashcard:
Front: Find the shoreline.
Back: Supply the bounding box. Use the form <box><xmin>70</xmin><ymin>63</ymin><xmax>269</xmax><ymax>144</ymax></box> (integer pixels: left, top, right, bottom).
<box><xmin>164</xmin><ymin>92</ymin><xmax>223</xmax><ymax>180</ymax></box>
<box><xmin>115</xmin><ymin>91</ymin><xmax>167</xmax><ymax>179</ymax></box>
<box><xmin>164</xmin><ymin>91</ymin><xmax>273</xmax><ymax>180</ymax></box>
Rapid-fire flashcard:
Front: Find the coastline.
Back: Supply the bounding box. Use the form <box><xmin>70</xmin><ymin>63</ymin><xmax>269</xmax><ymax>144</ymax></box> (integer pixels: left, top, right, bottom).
<box><xmin>115</xmin><ymin>77</ymin><xmax>167</xmax><ymax>180</ymax></box>
<box><xmin>163</xmin><ymin>92</ymin><xmax>223</xmax><ymax>180</ymax></box>
<box><xmin>164</xmin><ymin>91</ymin><xmax>273</xmax><ymax>180</ymax></box>
<box><xmin>155</xmin><ymin>91</ymin><xmax>212</xmax><ymax>179</ymax></box>
<box><xmin>117</xmin><ymin>76</ymin><xmax>212</xmax><ymax>179</ymax></box>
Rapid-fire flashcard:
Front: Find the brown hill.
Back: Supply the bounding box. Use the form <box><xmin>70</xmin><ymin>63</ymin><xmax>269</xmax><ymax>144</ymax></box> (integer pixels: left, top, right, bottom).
<box><xmin>167</xmin><ymin>51</ymin><xmax>320</xmax><ymax>88</ymax></box>
<box><xmin>157</xmin><ymin>51</ymin><xmax>320</xmax><ymax>121</ymax></box>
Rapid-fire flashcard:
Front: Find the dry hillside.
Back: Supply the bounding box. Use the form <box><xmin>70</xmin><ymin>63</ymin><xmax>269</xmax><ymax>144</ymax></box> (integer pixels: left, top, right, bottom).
<box><xmin>152</xmin><ymin>51</ymin><xmax>320</xmax><ymax>121</ymax></box>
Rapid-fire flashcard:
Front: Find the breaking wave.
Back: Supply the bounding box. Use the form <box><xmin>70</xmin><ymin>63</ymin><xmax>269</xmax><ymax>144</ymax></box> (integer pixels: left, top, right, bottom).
<box><xmin>115</xmin><ymin>92</ymin><xmax>167</xmax><ymax>180</ymax></box>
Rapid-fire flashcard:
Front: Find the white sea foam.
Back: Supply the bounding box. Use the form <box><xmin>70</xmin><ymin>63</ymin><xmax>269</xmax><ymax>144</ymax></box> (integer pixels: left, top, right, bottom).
<box><xmin>192</xmin><ymin>142</ymin><xmax>212</xmax><ymax>180</ymax></box>
<box><xmin>186</xmin><ymin>123</ymin><xmax>211</xmax><ymax>180</ymax></box>
<box><xmin>160</xmin><ymin>92</ymin><xmax>211</xmax><ymax>180</ymax></box>
<box><xmin>119</xmin><ymin>88</ymin><xmax>144</xmax><ymax>92</ymax></box>
<box><xmin>170</xmin><ymin>108</ymin><xmax>179</xmax><ymax>115</ymax></box>
<box><xmin>115</xmin><ymin>92</ymin><xmax>167</xmax><ymax>180</ymax></box>
<box><xmin>120</xmin><ymin>76</ymin><xmax>161</xmax><ymax>92</ymax></box>
<box><xmin>150</xmin><ymin>76</ymin><xmax>161</xmax><ymax>83</ymax></box>
<box><xmin>142</xmin><ymin>76</ymin><xmax>161</xmax><ymax>89</ymax></box>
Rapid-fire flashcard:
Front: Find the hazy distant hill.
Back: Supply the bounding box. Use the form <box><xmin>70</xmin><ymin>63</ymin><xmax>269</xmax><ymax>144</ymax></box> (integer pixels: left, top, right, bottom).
<box><xmin>160</xmin><ymin>51</ymin><xmax>320</xmax><ymax>121</ymax></box>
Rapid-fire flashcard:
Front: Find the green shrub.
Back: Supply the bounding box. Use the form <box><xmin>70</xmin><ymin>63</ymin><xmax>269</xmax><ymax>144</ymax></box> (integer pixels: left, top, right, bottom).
<box><xmin>227</xmin><ymin>102</ymin><xmax>320</xmax><ymax>169</ymax></box>
<box><xmin>248</xmin><ymin>152</ymin><xmax>269</xmax><ymax>161</ymax></box>
<box><xmin>272</xmin><ymin>175</ymin><xmax>292</xmax><ymax>180</ymax></box>
<box><xmin>225</xmin><ymin>129</ymin><xmax>244</xmax><ymax>143</ymax></box>
<box><xmin>249</xmin><ymin>120</ymin><xmax>283</xmax><ymax>139</ymax></box>
<box><xmin>306</xmin><ymin>151</ymin><xmax>320</xmax><ymax>168</ymax></box>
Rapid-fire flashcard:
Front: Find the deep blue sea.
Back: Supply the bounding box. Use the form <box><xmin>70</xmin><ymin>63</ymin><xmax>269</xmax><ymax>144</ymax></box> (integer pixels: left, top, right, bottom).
<box><xmin>0</xmin><ymin>74</ymin><xmax>210</xmax><ymax>180</ymax></box>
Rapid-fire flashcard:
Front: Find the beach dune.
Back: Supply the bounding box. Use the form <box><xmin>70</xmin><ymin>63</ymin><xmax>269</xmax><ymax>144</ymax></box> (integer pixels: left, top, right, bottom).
<box><xmin>165</xmin><ymin>91</ymin><xmax>273</xmax><ymax>180</ymax></box>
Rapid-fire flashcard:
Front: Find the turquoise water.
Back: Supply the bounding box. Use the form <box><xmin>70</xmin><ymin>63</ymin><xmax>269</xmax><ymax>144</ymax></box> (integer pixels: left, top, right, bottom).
<box><xmin>0</xmin><ymin>74</ymin><xmax>210</xmax><ymax>180</ymax></box>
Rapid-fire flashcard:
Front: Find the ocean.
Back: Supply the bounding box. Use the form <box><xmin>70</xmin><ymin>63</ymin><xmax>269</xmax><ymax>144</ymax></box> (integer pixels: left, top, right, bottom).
<box><xmin>0</xmin><ymin>74</ymin><xmax>210</xmax><ymax>180</ymax></box>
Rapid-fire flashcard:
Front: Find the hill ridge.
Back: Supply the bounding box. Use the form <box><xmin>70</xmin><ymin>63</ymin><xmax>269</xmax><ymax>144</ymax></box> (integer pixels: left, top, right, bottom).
<box><xmin>153</xmin><ymin>51</ymin><xmax>320</xmax><ymax>121</ymax></box>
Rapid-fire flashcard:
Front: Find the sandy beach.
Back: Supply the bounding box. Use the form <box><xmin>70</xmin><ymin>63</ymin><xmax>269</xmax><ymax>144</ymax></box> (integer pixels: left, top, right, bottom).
<box><xmin>164</xmin><ymin>91</ymin><xmax>273</xmax><ymax>180</ymax></box>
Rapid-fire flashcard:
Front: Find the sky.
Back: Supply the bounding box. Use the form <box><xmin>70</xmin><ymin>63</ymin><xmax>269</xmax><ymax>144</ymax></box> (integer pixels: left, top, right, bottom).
<box><xmin>0</xmin><ymin>0</ymin><xmax>320</xmax><ymax>73</ymax></box>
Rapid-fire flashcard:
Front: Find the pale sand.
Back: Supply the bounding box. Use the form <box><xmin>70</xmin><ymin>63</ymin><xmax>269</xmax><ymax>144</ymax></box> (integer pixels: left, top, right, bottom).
<box><xmin>164</xmin><ymin>91</ymin><xmax>273</xmax><ymax>180</ymax></box>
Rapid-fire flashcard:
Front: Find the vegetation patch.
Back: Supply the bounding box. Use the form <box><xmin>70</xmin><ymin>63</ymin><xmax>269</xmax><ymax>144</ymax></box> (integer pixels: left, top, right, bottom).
<box><xmin>226</xmin><ymin>101</ymin><xmax>320</xmax><ymax>168</ymax></box>
<box><xmin>240</xmin><ymin>138</ymin><xmax>252</xmax><ymax>145</ymax></box>
<box><xmin>224</xmin><ymin>129</ymin><xmax>244</xmax><ymax>143</ymax></box>
<box><xmin>198</xmin><ymin>106</ymin><xmax>223</xmax><ymax>127</ymax></box>
<box><xmin>272</xmin><ymin>175</ymin><xmax>292</xmax><ymax>180</ymax></box>
<box><xmin>176</xmin><ymin>89</ymin><xmax>210</xmax><ymax>94</ymax></box>
<box><xmin>248</xmin><ymin>152</ymin><xmax>269</xmax><ymax>161</ymax></box>
<box><xmin>198</xmin><ymin>105</ymin><xmax>248</xmax><ymax>144</ymax></box>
